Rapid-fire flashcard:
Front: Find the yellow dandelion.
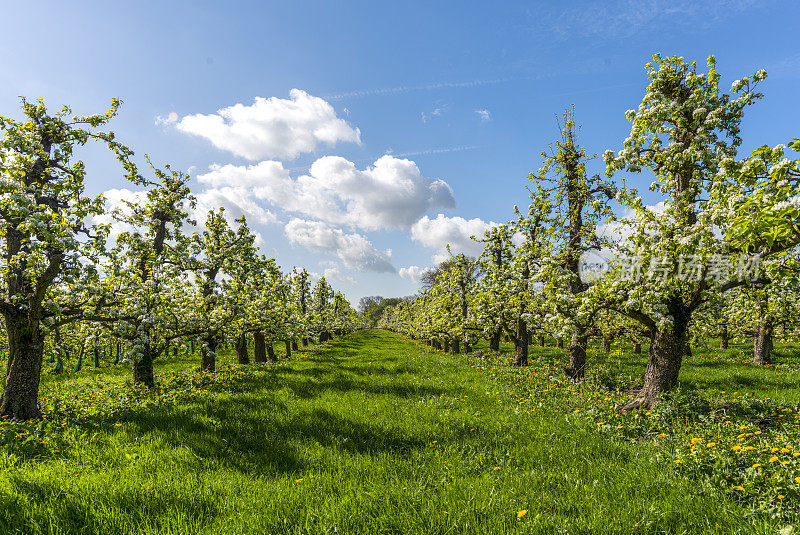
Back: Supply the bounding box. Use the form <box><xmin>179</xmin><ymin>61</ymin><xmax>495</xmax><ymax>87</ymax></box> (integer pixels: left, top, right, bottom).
<box><xmin>294</xmin><ymin>479</ymin><xmax>303</xmax><ymax>483</ymax></box>
<box><xmin>733</xmin><ymin>486</ymin><xmax>745</xmax><ymax>491</ymax></box>
<box><xmin>493</xmin><ymin>467</ymin><xmax>501</xmax><ymax>471</ymax></box>
<box><xmin>770</xmin><ymin>456</ymin><xmax>780</xmax><ymax>462</ymax></box>
<box><xmin>778</xmin><ymin>495</ymin><xmax>785</xmax><ymax>500</ymax></box>
<box><xmin>707</xmin><ymin>442</ymin><xmax>716</xmax><ymax>448</ymax></box>
<box><xmin>781</xmin><ymin>461</ymin><xmax>790</xmax><ymax>465</ymax></box>
<box><xmin>691</xmin><ymin>438</ymin><xmax>702</xmax><ymax>444</ymax></box>
<box><xmin>517</xmin><ymin>510</ymin><xmax>527</xmax><ymax>518</ymax></box>
<box><xmin>752</xmin><ymin>464</ymin><xmax>761</xmax><ymax>469</ymax></box>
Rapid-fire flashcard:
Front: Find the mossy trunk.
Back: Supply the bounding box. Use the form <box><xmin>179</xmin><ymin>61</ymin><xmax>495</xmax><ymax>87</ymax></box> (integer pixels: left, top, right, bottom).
<box><xmin>451</xmin><ymin>340</ymin><xmax>460</xmax><ymax>355</ymax></box>
<box><xmin>489</xmin><ymin>331</ymin><xmax>501</xmax><ymax>352</ymax></box>
<box><xmin>284</xmin><ymin>340</ymin><xmax>292</xmax><ymax>358</ymax></box>
<box><xmin>633</xmin><ymin>342</ymin><xmax>642</xmax><ymax>354</ymax></box>
<box><xmin>302</xmin><ymin>337</ymin><xmax>309</xmax><ymax>347</ymax></box>
<box><xmin>719</xmin><ymin>324</ymin><xmax>729</xmax><ymax>349</ymax></box>
<box><xmin>0</xmin><ymin>316</ymin><xmax>45</xmax><ymax>420</ymax></box>
<box><xmin>235</xmin><ymin>333</ymin><xmax>250</xmax><ymax>365</ymax></box>
<box><xmin>621</xmin><ymin>325</ymin><xmax>686</xmax><ymax>411</ymax></box>
<box><xmin>132</xmin><ymin>342</ymin><xmax>156</xmax><ymax>388</ymax></box>
<box><xmin>443</xmin><ymin>339</ymin><xmax>450</xmax><ymax>353</ymax></box>
<box><xmin>538</xmin><ymin>335</ymin><xmax>546</xmax><ymax>347</ymax></box>
<box><xmin>512</xmin><ymin>316</ymin><xmax>528</xmax><ymax>367</ymax></box>
<box><xmin>253</xmin><ymin>332</ymin><xmax>267</xmax><ymax>363</ymax></box>
<box><xmin>292</xmin><ymin>340</ymin><xmax>299</xmax><ymax>351</ymax></box>
<box><xmin>565</xmin><ymin>330</ymin><xmax>587</xmax><ymax>380</ymax></box>
<box><xmin>754</xmin><ymin>323</ymin><xmax>773</xmax><ymax>365</ymax></box>
<box><xmin>200</xmin><ymin>335</ymin><xmax>217</xmax><ymax>372</ymax></box>
<box><xmin>602</xmin><ymin>336</ymin><xmax>611</xmax><ymax>353</ymax></box>
<box><xmin>266</xmin><ymin>342</ymin><xmax>277</xmax><ymax>362</ymax></box>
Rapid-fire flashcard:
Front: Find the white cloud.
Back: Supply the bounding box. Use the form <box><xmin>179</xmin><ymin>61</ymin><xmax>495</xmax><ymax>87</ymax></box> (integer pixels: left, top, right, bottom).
<box><xmin>193</xmin><ymin>187</ymin><xmax>279</xmax><ymax>226</ymax></box>
<box><xmin>398</xmin><ymin>265</ymin><xmax>431</xmax><ymax>284</ymax></box>
<box><xmin>176</xmin><ymin>89</ymin><xmax>361</xmax><ymax>160</ymax></box>
<box><xmin>196</xmin><ymin>154</ymin><xmax>454</xmax><ymax>231</ymax></box>
<box><xmin>93</xmin><ymin>188</ymin><xmax>149</xmax><ymax>242</ymax></box>
<box><xmin>284</xmin><ymin>218</ymin><xmax>395</xmax><ymax>273</ymax></box>
<box><xmin>323</xmin><ymin>266</ymin><xmax>356</xmax><ymax>285</ymax></box>
<box><xmin>410</xmin><ymin>214</ymin><xmax>496</xmax><ymax>261</ymax></box>
<box><xmin>475</xmin><ymin>109</ymin><xmax>491</xmax><ymax>122</ymax></box>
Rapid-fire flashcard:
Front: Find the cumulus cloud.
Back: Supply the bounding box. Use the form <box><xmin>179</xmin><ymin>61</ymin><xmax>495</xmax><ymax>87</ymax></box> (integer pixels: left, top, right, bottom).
<box><xmin>410</xmin><ymin>214</ymin><xmax>496</xmax><ymax>261</ymax></box>
<box><xmin>284</xmin><ymin>218</ymin><xmax>395</xmax><ymax>273</ymax></box>
<box><xmin>176</xmin><ymin>89</ymin><xmax>361</xmax><ymax>160</ymax></box>
<box><xmin>93</xmin><ymin>188</ymin><xmax>149</xmax><ymax>242</ymax></box>
<box><xmin>193</xmin><ymin>187</ymin><xmax>279</xmax><ymax>226</ymax></box>
<box><xmin>323</xmin><ymin>266</ymin><xmax>356</xmax><ymax>285</ymax></box>
<box><xmin>196</xmin><ymin>154</ymin><xmax>454</xmax><ymax>231</ymax></box>
<box><xmin>398</xmin><ymin>265</ymin><xmax>432</xmax><ymax>284</ymax></box>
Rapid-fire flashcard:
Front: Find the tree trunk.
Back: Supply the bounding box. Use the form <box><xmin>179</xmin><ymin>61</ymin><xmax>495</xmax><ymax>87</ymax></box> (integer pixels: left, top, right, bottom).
<box><xmin>235</xmin><ymin>333</ymin><xmax>250</xmax><ymax>365</ymax></box>
<box><xmin>132</xmin><ymin>348</ymin><xmax>155</xmax><ymax>387</ymax></box>
<box><xmin>292</xmin><ymin>340</ymin><xmax>299</xmax><ymax>351</ymax></box>
<box><xmin>557</xmin><ymin>339</ymin><xmax>564</xmax><ymax>349</ymax></box>
<box><xmin>200</xmin><ymin>335</ymin><xmax>217</xmax><ymax>372</ymax></box>
<box><xmin>602</xmin><ymin>336</ymin><xmax>611</xmax><ymax>353</ymax></box>
<box><xmin>684</xmin><ymin>341</ymin><xmax>692</xmax><ymax>358</ymax></box>
<box><xmin>754</xmin><ymin>323</ymin><xmax>773</xmax><ymax>365</ymax></box>
<box><xmin>302</xmin><ymin>337</ymin><xmax>309</xmax><ymax>347</ymax></box>
<box><xmin>719</xmin><ymin>324</ymin><xmax>729</xmax><ymax>349</ymax></box>
<box><xmin>565</xmin><ymin>330</ymin><xmax>587</xmax><ymax>380</ymax></box>
<box><xmin>538</xmin><ymin>335</ymin><xmax>546</xmax><ymax>347</ymax></box>
<box><xmin>489</xmin><ymin>331</ymin><xmax>501</xmax><ymax>352</ymax></box>
<box><xmin>93</xmin><ymin>347</ymin><xmax>101</xmax><ymax>367</ymax></box>
<box><xmin>633</xmin><ymin>342</ymin><xmax>642</xmax><ymax>354</ymax></box>
<box><xmin>253</xmin><ymin>332</ymin><xmax>267</xmax><ymax>363</ymax></box>
<box><xmin>266</xmin><ymin>342</ymin><xmax>277</xmax><ymax>362</ymax></box>
<box><xmin>284</xmin><ymin>340</ymin><xmax>292</xmax><ymax>358</ymax></box>
<box><xmin>512</xmin><ymin>316</ymin><xmax>528</xmax><ymax>367</ymax></box>
<box><xmin>0</xmin><ymin>317</ymin><xmax>45</xmax><ymax>420</ymax></box>
<box><xmin>443</xmin><ymin>339</ymin><xmax>450</xmax><ymax>353</ymax></box>
<box><xmin>451</xmin><ymin>340</ymin><xmax>460</xmax><ymax>355</ymax></box>
<box><xmin>621</xmin><ymin>326</ymin><xmax>685</xmax><ymax>411</ymax></box>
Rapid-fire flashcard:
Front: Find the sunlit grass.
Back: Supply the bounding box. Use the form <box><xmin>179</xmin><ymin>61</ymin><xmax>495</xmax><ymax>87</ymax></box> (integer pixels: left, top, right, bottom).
<box><xmin>0</xmin><ymin>331</ymin><xmax>792</xmax><ymax>533</ymax></box>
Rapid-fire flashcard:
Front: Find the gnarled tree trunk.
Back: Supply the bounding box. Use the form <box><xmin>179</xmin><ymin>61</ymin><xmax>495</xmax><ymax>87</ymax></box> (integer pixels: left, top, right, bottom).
<box><xmin>565</xmin><ymin>330</ymin><xmax>588</xmax><ymax>380</ymax></box>
<box><xmin>489</xmin><ymin>331</ymin><xmax>501</xmax><ymax>352</ymax></box>
<box><xmin>512</xmin><ymin>316</ymin><xmax>528</xmax><ymax>367</ymax></box>
<box><xmin>200</xmin><ymin>334</ymin><xmax>217</xmax><ymax>372</ymax></box>
<box><xmin>621</xmin><ymin>323</ymin><xmax>686</xmax><ymax>411</ymax></box>
<box><xmin>253</xmin><ymin>331</ymin><xmax>267</xmax><ymax>363</ymax></box>
<box><xmin>235</xmin><ymin>333</ymin><xmax>250</xmax><ymax>365</ymax></box>
<box><xmin>754</xmin><ymin>322</ymin><xmax>773</xmax><ymax>365</ymax></box>
<box><xmin>0</xmin><ymin>317</ymin><xmax>45</xmax><ymax>420</ymax></box>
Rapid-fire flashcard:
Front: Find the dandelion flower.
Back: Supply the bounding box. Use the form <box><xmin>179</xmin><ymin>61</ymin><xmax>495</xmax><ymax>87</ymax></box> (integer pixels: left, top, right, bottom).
<box><xmin>691</xmin><ymin>438</ymin><xmax>702</xmax><ymax>444</ymax></box>
<box><xmin>517</xmin><ymin>510</ymin><xmax>528</xmax><ymax>518</ymax></box>
<box><xmin>733</xmin><ymin>486</ymin><xmax>745</xmax><ymax>491</ymax></box>
<box><xmin>770</xmin><ymin>456</ymin><xmax>779</xmax><ymax>462</ymax></box>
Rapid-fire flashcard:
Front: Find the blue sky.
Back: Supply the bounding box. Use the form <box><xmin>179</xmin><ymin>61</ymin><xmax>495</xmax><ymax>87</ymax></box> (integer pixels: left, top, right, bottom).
<box><xmin>2</xmin><ymin>0</ymin><xmax>798</xmax><ymax>304</ymax></box>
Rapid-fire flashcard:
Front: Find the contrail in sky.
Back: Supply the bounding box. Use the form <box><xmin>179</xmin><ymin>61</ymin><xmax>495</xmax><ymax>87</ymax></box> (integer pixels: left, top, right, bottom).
<box><xmin>324</xmin><ymin>77</ymin><xmax>529</xmax><ymax>100</ymax></box>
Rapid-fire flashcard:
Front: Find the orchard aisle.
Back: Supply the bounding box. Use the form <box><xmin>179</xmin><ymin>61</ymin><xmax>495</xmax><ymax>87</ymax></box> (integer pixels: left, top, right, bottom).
<box><xmin>0</xmin><ymin>330</ymin><xmax>766</xmax><ymax>534</ymax></box>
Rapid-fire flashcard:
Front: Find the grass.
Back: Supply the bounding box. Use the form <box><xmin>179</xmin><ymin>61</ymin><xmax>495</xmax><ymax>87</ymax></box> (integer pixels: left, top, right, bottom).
<box><xmin>0</xmin><ymin>330</ymin><xmax>796</xmax><ymax>533</ymax></box>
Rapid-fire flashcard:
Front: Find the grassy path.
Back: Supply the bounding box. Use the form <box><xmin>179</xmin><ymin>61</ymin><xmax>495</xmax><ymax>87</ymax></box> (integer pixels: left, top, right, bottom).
<box><xmin>0</xmin><ymin>330</ymin><xmax>769</xmax><ymax>534</ymax></box>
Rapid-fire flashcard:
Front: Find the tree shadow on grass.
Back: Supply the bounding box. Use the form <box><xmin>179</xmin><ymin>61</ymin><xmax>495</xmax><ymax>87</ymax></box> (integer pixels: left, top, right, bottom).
<box><xmin>126</xmin><ymin>400</ymin><xmax>426</xmax><ymax>477</ymax></box>
<box><xmin>0</xmin><ymin>476</ymin><xmax>218</xmax><ymax>534</ymax></box>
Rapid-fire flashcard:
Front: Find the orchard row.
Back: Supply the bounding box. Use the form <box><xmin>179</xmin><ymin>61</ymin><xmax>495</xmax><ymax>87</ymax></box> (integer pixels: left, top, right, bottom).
<box><xmin>379</xmin><ymin>54</ymin><xmax>800</xmax><ymax>410</ymax></box>
<box><xmin>0</xmin><ymin>99</ymin><xmax>363</xmax><ymax>420</ymax></box>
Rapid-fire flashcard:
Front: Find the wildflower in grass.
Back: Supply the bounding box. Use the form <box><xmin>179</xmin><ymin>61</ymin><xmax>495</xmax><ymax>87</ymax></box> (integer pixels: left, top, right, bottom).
<box><xmin>517</xmin><ymin>510</ymin><xmax>527</xmax><ymax>518</ymax></box>
<box><xmin>707</xmin><ymin>442</ymin><xmax>716</xmax><ymax>448</ymax></box>
<box><xmin>294</xmin><ymin>479</ymin><xmax>303</xmax><ymax>483</ymax></box>
<box><xmin>752</xmin><ymin>464</ymin><xmax>761</xmax><ymax>469</ymax></box>
<box><xmin>733</xmin><ymin>486</ymin><xmax>745</xmax><ymax>491</ymax></box>
<box><xmin>691</xmin><ymin>438</ymin><xmax>702</xmax><ymax>444</ymax></box>
<box><xmin>770</xmin><ymin>456</ymin><xmax>780</xmax><ymax>462</ymax></box>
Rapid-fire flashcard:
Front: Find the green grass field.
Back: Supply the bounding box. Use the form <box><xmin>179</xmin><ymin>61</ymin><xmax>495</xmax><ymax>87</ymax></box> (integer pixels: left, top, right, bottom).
<box><xmin>1</xmin><ymin>330</ymin><xmax>798</xmax><ymax>534</ymax></box>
